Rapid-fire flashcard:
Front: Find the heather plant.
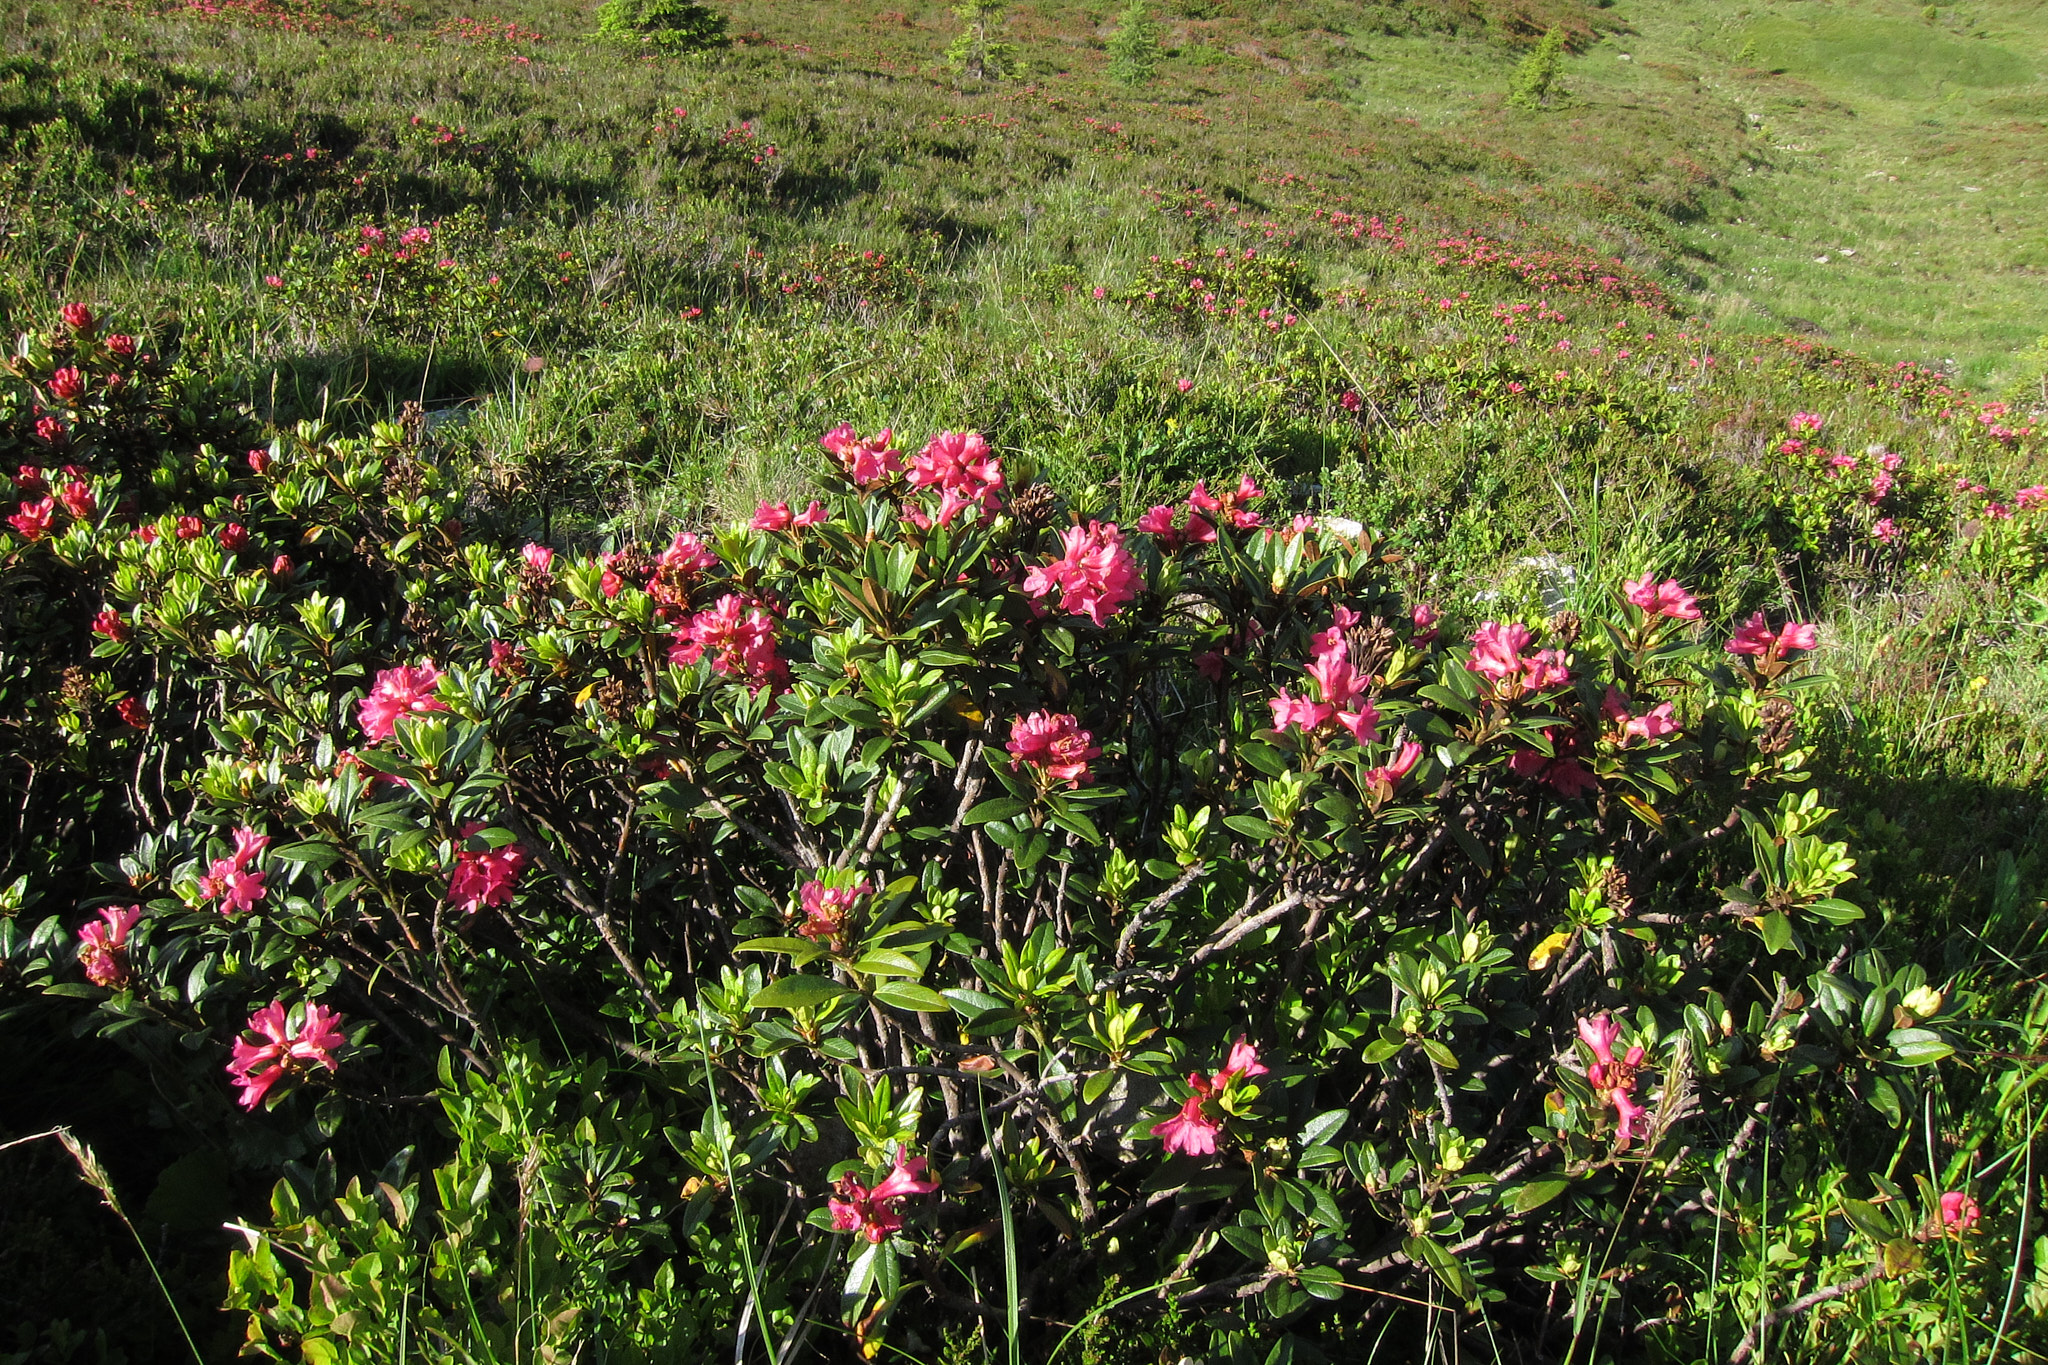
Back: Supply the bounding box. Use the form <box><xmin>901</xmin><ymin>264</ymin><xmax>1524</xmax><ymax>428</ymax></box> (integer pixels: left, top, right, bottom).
<box><xmin>3</xmin><ymin>303</ymin><xmax>2029</xmax><ymax>1360</ymax></box>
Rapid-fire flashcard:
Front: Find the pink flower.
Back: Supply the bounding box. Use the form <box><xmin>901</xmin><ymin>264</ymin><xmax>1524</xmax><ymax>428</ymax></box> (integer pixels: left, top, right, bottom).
<box><xmin>77</xmin><ymin>906</ymin><xmax>143</xmax><ymax>988</ymax></box>
<box><xmin>1939</xmin><ymin>1191</ymin><xmax>1981</xmax><ymax>1233</ymax></box>
<box><xmin>1006</xmin><ymin>710</ymin><xmax>1100</xmax><ymax>787</ymax></box>
<box><xmin>247</xmin><ymin>448</ymin><xmax>273</xmax><ymax>475</ymax></box>
<box><xmin>1626</xmin><ymin>702</ymin><xmax>1678</xmax><ymax>743</ymax></box>
<box><xmin>1339</xmin><ymin>390</ymin><xmax>1362</xmax><ymax>412</ymax></box>
<box><xmin>14</xmin><ymin>465</ymin><xmax>47</xmax><ymax>494</ymax></box>
<box><xmin>226</xmin><ymin>1001</ymin><xmax>347</xmax><ymax>1110</ymax></box>
<box><xmin>1337</xmin><ymin>702</ymin><xmax>1381</xmax><ymax>744</ymax></box>
<box><xmin>669</xmin><ymin>595</ymin><xmax>787</xmax><ymax>692</ymax></box>
<box><xmin>797</xmin><ymin>877</ymin><xmax>871</xmax><ymax>949</ymax></box>
<box><xmin>60</xmin><ymin>302</ymin><xmax>94</xmax><ymax>334</ymax></box>
<box><xmin>1622</xmin><ymin>575</ymin><xmax>1701</xmax><ymax>621</ymax></box>
<box><xmin>92</xmin><ymin>607</ymin><xmax>130</xmax><ymax>643</ymax></box>
<box><xmin>1363</xmin><ymin>739</ymin><xmax>1422</xmax><ymax>793</ymax></box>
<box><xmin>264</xmin><ymin>275</ymin><xmax>285</xmax><ymax>288</ymax></box>
<box><xmin>1188</xmin><ymin>476</ymin><xmax>1263</xmax><ymax>531</ymax></box>
<box><xmin>1510</xmin><ymin>728</ymin><xmax>1597</xmax><ymax>797</ymax></box>
<box><xmin>751</xmin><ymin>501</ymin><xmax>794</xmax><ymax>531</ymax></box>
<box><xmin>1151</xmin><ymin>1093</ymin><xmax>1222</xmax><ymax>1155</ymax></box>
<box><xmin>1410</xmin><ymin>602</ymin><xmax>1440</xmax><ymax>645</ymax></box>
<box><xmin>58</xmin><ymin>481</ymin><xmax>95</xmax><ymax>520</ymax></box>
<box><xmin>1305</xmin><ymin>646</ymin><xmax>1365</xmax><ymax>709</ymax></box>
<box><xmin>908</xmin><ymin>431</ymin><xmax>1002</xmax><ymax>521</ymax></box>
<box><xmin>792</xmin><ymin>500</ymin><xmax>827</xmax><ymax>528</ymax></box>
<box><xmin>819</xmin><ymin>424</ymin><xmax>903</xmax><ymax>487</ymax></box>
<box><xmin>116</xmin><ymin>696</ymin><xmax>150</xmax><ymax>728</ymax></box>
<box><xmin>271</xmin><ymin>554</ymin><xmax>294</xmax><ymax>579</ymax></box>
<box><xmin>1873</xmin><ymin>518</ymin><xmax>1899</xmax><ymax>544</ymax></box>
<box><xmin>1724</xmin><ymin>613</ymin><xmax>1818</xmax><ymax>663</ymax></box>
<box><xmin>521</xmin><ymin>542</ymin><xmax>554</xmax><ymax>573</ymax></box>
<box><xmin>358</xmin><ymin>663</ymin><xmax>449</xmax><ymax>741</ymax></box>
<box><xmin>1269</xmin><ymin>688</ymin><xmax>1334</xmax><ymax>733</ymax></box>
<box><xmin>48</xmin><ymin>368</ymin><xmax>86</xmax><ymax>402</ymax></box>
<box><xmin>2015</xmin><ymin>485</ymin><xmax>2047</xmax><ymax>511</ymax></box>
<box><xmin>1879</xmin><ymin>451</ymin><xmax>1904</xmax><ymax>473</ymax></box>
<box><xmin>198</xmin><ymin>828</ymin><xmax>271</xmax><ymax>916</ymax></box>
<box><xmin>175</xmin><ymin>515</ymin><xmax>203</xmax><ymax>540</ymax></box>
<box><xmin>1578</xmin><ymin>1013</ymin><xmax>1650</xmax><ymax>1149</ymax></box>
<box><xmin>1215</xmin><ymin>1037</ymin><xmax>1268</xmax><ymax>1085</ymax></box>
<box><xmin>1467</xmin><ymin>621</ymin><xmax>1534</xmax><ymax>682</ymax></box>
<box><xmin>8</xmin><ymin>498</ymin><xmax>55</xmax><ymax>540</ymax></box>
<box><xmin>1138</xmin><ymin>504</ymin><xmax>1214</xmax><ymax>551</ymax></box>
<box><xmin>1194</xmin><ymin>650</ymin><xmax>1225</xmax><ymax>682</ymax></box>
<box><xmin>399</xmin><ymin>226</ymin><xmax>432</xmax><ymax>249</ymax></box>
<box><xmin>448</xmin><ymin>822</ymin><xmax>528</xmax><ymax>914</ymax></box>
<box><xmin>1175</xmin><ymin>377</ymin><xmax>1195</xmax><ymax>393</ymax></box>
<box><xmin>1786</xmin><ymin>411</ymin><xmax>1824</xmax><ymax>435</ymax></box>
<box><xmin>827</xmin><ymin>1150</ymin><xmax>940</xmax><ymax>1244</ymax></box>
<box><xmin>218</xmin><ymin>523</ymin><xmax>250</xmax><ymax>552</ymax></box>
<box><xmin>1021</xmin><ymin>522</ymin><xmax>1139</xmax><ymax>627</ymax></box>
<box><xmin>487</xmin><ymin>640</ymin><xmax>522</xmax><ymax>676</ymax></box>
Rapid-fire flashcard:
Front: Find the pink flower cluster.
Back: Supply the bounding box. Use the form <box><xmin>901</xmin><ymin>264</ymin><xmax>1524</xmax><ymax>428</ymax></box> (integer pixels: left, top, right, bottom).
<box><xmin>1022</xmin><ymin>522</ymin><xmax>1139</xmax><ymax>627</ymax></box>
<box><xmin>828</xmin><ymin>1150</ymin><xmax>941</xmax><ymax>1243</ymax></box>
<box><xmin>1725</xmin><ymin>614</ymin><xmax>1817</xmax><ymax>667</ymax></box>
<box><xmin>77</xmin><ymin>906</ymin><xmax>143</xmax><ymax>988</ymax></box>
<box><xmin>1467</xmin><ymin>622</ymin><xmax>1572</xmax><ymax>697</ymax></box>
<box><xmin>1007</xmin><ymin>710</ymin><xmax>1100</xmax><ymax>787</ymax></box>
<box><xmin>644</xmin><ymin>532</ymin><xmax>721</xmax><ymax>612</ymax></box>
<box><xmin>448</xmin><ymin>822</ymin><xmax>528</xmax><ymax>914</ymax></box>
<box><xmin>226</xmin><ymin>1001</ymin><xmax>347</xmax><ymax>1110</ymax></box>
<box><xmin>1940</xmin><ymin>1190</ymin><xmax>1981</xmax><ymax>1234</ymax></box>
<box><xmin>198</xmin><ymin>828</ymin><xmax>270</xmax><ymax>916</ymax></box>
<box><xmin>1601</xmin><ymin>686</ymin><xmax>1678</xmax><ymax>745</ymax></box>
<box><xmin>750</xmin><ymin>500</ymin><xmax>826</xmax><ymax>532</ymax></box>
<box><xmin>1269</xmin><ymin>606</ymin><xmax>1379</xmax><ymax>743</ymax></box>
<box><xmin>358</xmin><ymin>663</ymin><xmax>449</xmax><ymax>742</ymax></box>
<box><xmin>669</xmin><ymin>594</ymin><xmax>788</xmax><ymax>692</ymax></box>
<box><xmin>1151</xmin><ymin>1038</ymin><xmax>1268</xmax><ymax>1157</ymax></box>
<box><xmin>1622</xmin><ymin>575</ymin><xmax>1700</xmax><ymax>621</ymax></box>
<box><xmin>1510</xmin><ymin>726</ymin><xmax>1597</xmax><ymax>797</ymax></box>
<box><xmin>820</xmin><ymin>424</ymin><xmax>903</xmax><ymax>487</ymax></box>
<box><xmin>1579</xmin><ymin>1014</ymin><xmax>1649</xmax><ymax>1150</ymax></box>
<box><xmin>1786</xmin><ymin>411</ymin><xmax>1825</xmax><ymax>435</ymax></box>
<box><xmin>797</xmin><ymin>876</ymin><xmax>871</xmax><ymax>949</ymax></box>
<box><xmin>906</xmin><ymin>430</ymin><xmax>1002</xmax><ymax>527</ymax></box>
<box><xmin>1191</xmin><ymin>475</ymin><xmax>1264</xmax><ymax>531</ymax></box>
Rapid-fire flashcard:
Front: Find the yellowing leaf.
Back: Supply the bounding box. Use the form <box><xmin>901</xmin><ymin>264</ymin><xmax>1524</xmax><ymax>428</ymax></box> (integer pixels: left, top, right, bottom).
<box><xmin>1529</xmin><ymin>930</ymin><xmax>1572</xmax><ymax>971</ymax></box>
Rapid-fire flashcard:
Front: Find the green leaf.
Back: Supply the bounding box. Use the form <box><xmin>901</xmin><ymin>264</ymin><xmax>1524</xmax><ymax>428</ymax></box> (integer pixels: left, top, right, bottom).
<box><xmin>873</xmin><ymin>981</ymin><xmax>948</xmax><ymax>1012</ymax></box>
<box><xmin>1236</xmin><ymin>741</ymin><xmax>1287</xmax><ymax>777</ymax></box>
<box><xmin>736</xmin><ymin>937</ymin><xmax>824</xmax><ymax>958</ymax></box>
<box><xmin>271</xmin><ymin>841</ymin><xmax>343</xmax><ymax>871</ymax></box>
<box><xmin>1887</xmin><ymin>1028</ymin><xmax>1954</xmax><ymax>1067</ymax></box>
<box><xmin>1223</xmin><ymin>814</ymin><xmax>1280</xmax><ymax>841</ymax></box>
<box><xmin>748</xmin><ymin>976</ymin><xmax>853</xmax><ymax>1011</ymax></box>
<box><xmin>1805</xmin><ymin>897</ymin><xmax>1865</xmax><ymax>924</ymax></box>
<box><xmin>1757</xmin><ymin>910</ymin><xmax>1796</xmax><ymax>955</ymax></box>
<box><xmin>850</xmin><ymin>949</ymin><xmax>923</xmax><ymax>979</ymax></box>
<box><xmin>1511</xmin><ymin>1180</ymin><xmax>1570</xmax><ymax>1214</ymax></box>
<box><xmin>963</xmin><ymin>797</ymin><xmax>1029</xmax><ymax>826</ymax></box>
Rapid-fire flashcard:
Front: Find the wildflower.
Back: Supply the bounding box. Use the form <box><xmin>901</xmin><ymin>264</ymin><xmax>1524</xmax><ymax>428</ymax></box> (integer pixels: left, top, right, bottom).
<box><xmin>1622</xmin><ymin>574</ymin><xmax>1702</xmax><ymax>621</ymax></box>
<box><xmin>9</xmin><ymin>497</ymin><xmax>56</xmax><ymax>540</ymax></box>
<box><xmin>77</xmin><ymin>906</ymin><xmax>143</xmax><ymax>988</ymax></box>
<box><xmin>670</xmin><ymin>595</ymin><xmax>787</xmax><ymax>692</ymax></box>
<box><xmin>57</xmin><ymin>481</ymin><xmax>94</xmax><ymax>520</ymax></box>
<box><xmin>116</xmin><ymin>696</ymin><xmax>149</xmax><ymax>729</ymax></box>
<box><xmin>1137</xmin><ymin>504</ymin><xmax>1214</xmax><ymax>552</ymax></box>
<box><xmin>447</xmin><ymin>822</ymin><xmax>529</xmax><ymax>914</ymax></box>
<box><xmin>1467</xmin><ymin>622</ymin><xmax>1572</xmax><ymax>696</ymax></box>
<box><xmin>226</xmin><ymin>1001</ymin><xmax>347</xmax><ymax>1110</ymax></box>
<box><xmin>399</xmin><ymin>226</ymin><xmax>432</xmax><ymax>249</ymax></box>
<box><xmin>198</xmin><ymin>828</ymin><xmax>271</xmax><ymax>916</ymax></box>
<box><xmin>175</xmin><ymin>515</ymin><xmax>203</xmax><ymax>540</ymax></box>
<box><xmin>247</xmin><ymin>448</ymin><xmax>273</xmax><ymax>475</ymax></box>
<box><xmin>1176</xmin><ymin>377</ymin><xmax>1194</xmax><ymax>393</ymax></box>
<box><xmin>1578</xmin><ymin>1014</ymin><xmax>1650</xmax><ymax>1150</ymax></box>
<box><xmin>358</xmin><ymin>663</ymin><xmax>449</xmax><ymax>741</ymax></box>
<box><xmin>270</xmin><ymin>554</ymin><xmax>293</xmax><ymax>579</ymax></box>
<box><xmin>792</xmin><ymin>500</ymin><xmax>827</xmax><ymax>528</ymax></box>
<box><xmin>1336</xmin><ymin>701</ymin><xmax>1381</xmax><ymax>744</ymax></box>
<box><xmin>48</xmin><ymin>368</ymin><xmax>86</xmax><ymax>401</ymax></box>
<box><xmin>797</xmin><ymin>877</ymin><xmax>871</xmax><ymax>948</ymax></box>
<box><xmin>60</xmin><ymin>302</ymin><xmax>95</xmax><ymax>334</ymax></box>
<box><xmin>1021</xmin><ymin>522</ymin><xmax>1139</xmax><ymax>627</ymax></box>
<box><xmin>1185</xmin><ymin>475</ymin><xmax>1264</xmax><ymax>531</ymax></box>
<box><xmin>92</xmin><ymin>608</ymin><xmax>129</xmax><ymax>642</ymax></box>
<box><xmin>819</xmin><ymin>424</ymin><xmax>903</xmax><ymax>487</ymax></box>
<box><xmin>1305</xmin><ymin>642</ymin><xmax>1365</xmax><ymax>709</ymax></box>
<box><xmin>828</xmin><ymin>1150</ymin><xmax>940</xmax><ymax>1244</ymax></box>
<box><xmin>1006</xmin><ymin>710</ymin><xmax>1100</xmax><ymax>787</ymax></box>
<box><xmin>1786</xmin><ymin>411</ymin><xmax>1824</xmax><ymax>435</ymax></box>
<box><xmin>218</xmin><ymin>523</ymin><xmax>250</xmax><ymax>552</ymax></box>
<box><xmin>2016</xmin><ymin>486</ymin><xmax>2046</xmax><ymax>511</ymax></box>
<box><xmin>1873</xmin><ymin>517</ymin><xmax>1899</xmax><ymax>543</ymax></box>
<box><xmin>1339</xmin><ymin>390</ymin><xmax>1363</xmax><ymax>412</ymax></box>
<box><xmin>1724</xmin><ymin>613</ymin><xmax>1818</xmax><ymax>663</ymax></box>
<box><xmin>1603</xmin><ymin>686</ymin><xmax>1679</xmax><ymax>743</ymax></box>
<box><xmin>599</xmin><ymin>551</ymin><xmax>628</xmax><ymax>598</ymax></box>
<box><xmin>1938</xmin><ymin>1191</ymin><xmax>1980</xmax><ymax>1234</ymax></box>
<box><xmin>1411</xmin><ymin>602</ymin><xmax>1441</xmax><ymax>644</ymax></box>
<box><xmin>1363</xmin><ymin>739</ymin><xmax>1422</xmax><ymax>793</ymax></box>
<box><xmin>1152</xmin><ymin>1037</ymin><xmax>1267</xmax><ymax>1156</ymax></box>
<box><xmin>1510</xmin><ymin>727</ymin><xmax>1597</xmax><ymax>797</ymax></box>
<box><xmin>106</xmin><ymin>335</ymin><xmax>134</xmax><ymax>358</ymax></box>
<box><xmin>521</xmin><ymin>542</ymin><xmax>554</xmax><ymax>574</ymax></box>
<box><xmin>264</xmin><ymin>275</ymin><xmax>285</xmax><ymax>288</ymax></box>
<box><xmin>751</xmin><ymin>500</ymin><xmax>795</xmax><ymax>531</ymax></box>
<box><xmin>1269</xmin><ymin>688</ymin><xmax>1334</xmax><ymax>733</ymax></box>
<box><xmin>909</xmin><ymin>431</ymin><xmax>1002</xmax><ymax>523</ymax></box>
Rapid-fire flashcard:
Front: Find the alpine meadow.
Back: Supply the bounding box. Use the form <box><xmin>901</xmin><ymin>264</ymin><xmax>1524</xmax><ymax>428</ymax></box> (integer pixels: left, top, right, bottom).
<box><xmin>0</xmin><ymin>1</ymin><xmax>2045</xmax><ymax>1362</ymax></box>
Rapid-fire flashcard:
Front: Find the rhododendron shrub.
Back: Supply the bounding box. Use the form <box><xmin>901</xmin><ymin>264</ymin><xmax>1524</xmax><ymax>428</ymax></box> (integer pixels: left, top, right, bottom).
<box><xmin>0</xmin><ymin>308</ymin><xmax>1983</xmax><ymax>1359</ymax></box>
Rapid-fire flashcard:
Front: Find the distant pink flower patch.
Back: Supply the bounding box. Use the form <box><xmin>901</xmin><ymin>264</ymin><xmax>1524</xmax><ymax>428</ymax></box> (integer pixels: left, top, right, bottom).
<box><xmin>1007</xmin><ymin>710</ymin><xmax>1100</xmax><ymax>787</ymax></box>
<box><xmin>448</xmin><ymin>822</ymin><xmax>528</xmax><ymax>914</ymax></box>
<box><xmin>828</xmin><ymin>1150</ymin><xmax>940</xmax><ymax>1244</ymax></box>
<box><xmin>77</xmin><ymin>906</ymin><xmax>143</xmax><ymax>988</ymax></box>
<box><xmin>1873</xmin><ymin>517</ymin><xmax>1900</xmax><ymax>544</ymax></box>
<box><xmin>358</xmin><ymin>663</ymin><xmax>448</xmax><ymax>742</ymax></box>
<box><xmin>1622</xmin><ymin>574</ymin><xmax>1701</xmax><ymax>621</ymax></box>
<box><xmin>1786</xmin><ymin>411</ymin><xmax>1824</xmax><ymax>435</ymax></box>
<box><xmin>226</xmin><ymin>1001</ymin><xmax>347</xmax><ymax>1111</ymax></box>
<box><xmin>1022</xmin><ymin>522</ymin><xmax>1139</xmax><ymax>627</ymax></box>
<box><xmin>2015</xmin><ymin>485</ymin><xmax>2047</xmax><ymax>511</ymax></box>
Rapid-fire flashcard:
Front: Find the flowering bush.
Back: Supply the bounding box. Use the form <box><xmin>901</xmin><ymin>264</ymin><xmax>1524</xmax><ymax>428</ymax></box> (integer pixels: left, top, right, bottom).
<box><xmin>0</xmin><ymin>309</ymin><xmax>1995</xmax><ymax>1359</ymax></box>
<box><xmin>1119</xmin><ymin>245</ymin><xmax>1318</xmax><ymax>331</ymax></box>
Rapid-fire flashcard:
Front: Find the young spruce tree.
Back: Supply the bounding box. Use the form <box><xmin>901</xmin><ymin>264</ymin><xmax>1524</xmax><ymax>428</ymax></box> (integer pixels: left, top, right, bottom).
<box><xmin>594</xmin><ymin>0</ymin><xmax>728</xmax><ymax>56</ymax></box>
<box><xmin>1507</xmin><ymin>26</ymin><xmax>1568</xmax><ymax>110</ymax></box>
<box><xmin>947</xmin><ymin>1</ymin><xmax>1019</xmax><ymax>82</ymax></box>
<box><xmin>1106</xmin><ymin>2</ymin><xmax>1162</xmax><ymax>86</ymax></box>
